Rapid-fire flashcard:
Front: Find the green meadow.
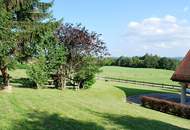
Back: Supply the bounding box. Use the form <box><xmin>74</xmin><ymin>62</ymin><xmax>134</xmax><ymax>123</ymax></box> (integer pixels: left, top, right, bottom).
<box><xmin>98</xmin><ymin>66</ymin><xmax>179</xmax><ymax>85</ymax></box>
<box><xmin>0</xmin><ymin>68</ymin><xmax>189</xmax><ymax>130</ymax></box>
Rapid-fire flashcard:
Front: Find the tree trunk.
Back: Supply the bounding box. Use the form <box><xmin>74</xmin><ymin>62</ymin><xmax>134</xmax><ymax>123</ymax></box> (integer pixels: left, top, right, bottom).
<box><xmin>0</xmin><ymin>66</ymin><xmax>12</xmax><ymax>91</ymax></box>
<box><xmin>60</xmin><ymin>76</ymin><xmax>66</xmax><ymax>90</ymax></box>
<box><xmin>79</xmin><ymin>80</ymin><xmax>85</xmax><ymax>89</ymax></box>
<box><xmin>1</xmin><ymin>66</ymin><xmax>10</xmax><ymax>87</ymax></box>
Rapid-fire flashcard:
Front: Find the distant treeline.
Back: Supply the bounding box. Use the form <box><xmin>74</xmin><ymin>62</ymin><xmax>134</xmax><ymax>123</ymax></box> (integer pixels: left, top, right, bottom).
<box><xmin>104</xmin><ymin>54</ymin><xmax>181</xmax><ymax>70</ymax></box>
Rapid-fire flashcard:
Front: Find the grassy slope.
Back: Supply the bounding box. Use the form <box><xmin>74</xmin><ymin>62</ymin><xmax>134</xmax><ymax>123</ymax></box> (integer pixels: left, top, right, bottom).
<box><xmin>98</xmin><ymin>66</ymin><xmax>178</xmax><ymax>85</ymax></box>
<box><xmin>0</xmin><ymin>69</ymin><xmax>189</xmax><ymax>130</ymax></box>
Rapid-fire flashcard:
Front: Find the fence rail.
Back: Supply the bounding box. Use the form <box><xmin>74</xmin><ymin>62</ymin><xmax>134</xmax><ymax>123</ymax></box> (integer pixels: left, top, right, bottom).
<box><xmin>97</xmin><ymin>77</ymin><xmax>181</xmax><ymax>90</ymax></box>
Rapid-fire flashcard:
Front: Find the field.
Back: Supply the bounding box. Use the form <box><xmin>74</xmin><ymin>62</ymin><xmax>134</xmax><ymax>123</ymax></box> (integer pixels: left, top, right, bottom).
<box><xmin>98</xmin><ymin>66</ymin><xmax>178</xmax><ymax>85</ymax></box>
<box><xmin>0</xmin><ymin>68</ymin><xmax>189</xmax><ymax>130</ymax></box>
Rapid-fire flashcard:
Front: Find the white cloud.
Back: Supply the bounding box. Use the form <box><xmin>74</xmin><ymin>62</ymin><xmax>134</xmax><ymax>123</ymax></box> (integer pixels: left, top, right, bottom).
<box><xmin>164</xmin><ymin>15</ymin><xmax>176</xmax><ymax>23</ymax></box>
<box><xmin>128</xmin><ymin>22</ymin><xmax>140</xmax><ymax>28</ymax></box>
<box><xmin>126</xmin><ymin>15</ymin><xmax>190</xmax><ymax>54</ymax></box>
<box><xmin>184</xmin><ymin>6</ymin><xmax>189</xmax><ymax>12</ymax></box>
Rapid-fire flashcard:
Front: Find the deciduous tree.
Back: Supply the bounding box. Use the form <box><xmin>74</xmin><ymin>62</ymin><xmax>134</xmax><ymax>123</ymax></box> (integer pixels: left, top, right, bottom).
<box><xmin>55</xmin><ymin>23</ymin><xmax>108</xmax><ymax>89</ymax></box>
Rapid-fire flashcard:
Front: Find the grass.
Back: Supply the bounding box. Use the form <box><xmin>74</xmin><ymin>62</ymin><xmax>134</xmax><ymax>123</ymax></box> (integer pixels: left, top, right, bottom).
<box><xmin>0</xmin><ymin>68</ymin><xmax>189</xmax><ymax>130</ymax></box>
<box><xmin>98</xmin><ymin>66</ymin><xmax>179</xmax><ymax>85</ymax></box>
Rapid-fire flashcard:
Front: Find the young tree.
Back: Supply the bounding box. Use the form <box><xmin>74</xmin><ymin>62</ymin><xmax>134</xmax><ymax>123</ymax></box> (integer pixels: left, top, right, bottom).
<box><xmin>55</xmin><ymin>23</ymin><xmax>108</xmax><ymax>89</ymax></box>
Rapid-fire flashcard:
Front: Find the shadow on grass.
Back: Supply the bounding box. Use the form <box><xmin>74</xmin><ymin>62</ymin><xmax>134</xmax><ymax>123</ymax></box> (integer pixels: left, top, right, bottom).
<box><xmin>114</xmin><ymin>85</ymin><xmax>180</xmax><ymax>104</ymax></box>
<box><xmin>115</xmin><ymin>85</ymin><xmax>176</xmax><ymax>97</ymax></box>
<box><xmin>85</xmin><ymin>109</ymin><xmax>188</xmax><ymax>130</ymax></box>
<box><xmin>10</xmin><ymin>78</ymin><xmax>36</xmax><ymax>89</ymax></box>
<box><xmin>12</xmin><ymin>111</ymin><xmax>105</xmax><ymax>130</ymax></box>
<box><xmin>11</xmin><ymin>110</ymin><xmax>187</xmax><ymax>130</ymax></box>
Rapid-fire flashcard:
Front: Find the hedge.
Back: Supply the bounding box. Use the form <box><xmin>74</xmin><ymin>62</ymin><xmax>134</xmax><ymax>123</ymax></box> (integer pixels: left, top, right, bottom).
<box><xmin>141</xmin><ymin>96</ymin><xmax>190</xmax><ymax>119</ymax></box>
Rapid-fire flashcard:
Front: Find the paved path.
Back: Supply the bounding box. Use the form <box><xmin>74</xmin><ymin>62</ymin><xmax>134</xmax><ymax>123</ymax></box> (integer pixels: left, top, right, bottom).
<box><xmin>127</xmin><ymin>93</ymin><xmax>190</xmax><ymax>105</ymax></box>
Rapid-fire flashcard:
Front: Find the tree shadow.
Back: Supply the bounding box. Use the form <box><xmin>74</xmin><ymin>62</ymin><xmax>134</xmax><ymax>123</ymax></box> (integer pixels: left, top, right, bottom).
<box><xmin>11</xmin><ymin>111</ymin><xmax>105</xmax><ymax>130</ymax></box>
<box><xmin>0</xmin><ymin>75</ymin><xmax>2</xmax><ymax>83</ymax></box>
<box><xmin>115</xmin><ymin>85</ymin><xmax>177</xmax><ymax>97</ymax></box>
<box><xmin>10</xmin><ymin>78</ymin><xmax>37</xmax><ymax>89</ymax></box>
<box><xmin>115</xmin><ymin>85</ymin><xmax>179</xmax><ymax>104</ymax></box>
<box><xmin>86</xmin><ymin>110</ymin><xmax>188</xmax><ymax>130</ymax></box>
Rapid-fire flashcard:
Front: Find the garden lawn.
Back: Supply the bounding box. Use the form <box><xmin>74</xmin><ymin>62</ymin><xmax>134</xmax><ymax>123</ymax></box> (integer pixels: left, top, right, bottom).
<box><xmin>0</xmin><ymin>69</ymin><xmax>189</xmax><ymax>130</ymax></box>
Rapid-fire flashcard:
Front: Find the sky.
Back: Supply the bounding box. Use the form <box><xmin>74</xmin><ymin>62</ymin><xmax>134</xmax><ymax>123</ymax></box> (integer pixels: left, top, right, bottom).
<box><xmin>45</xmin><ymin>0</ymin><xmax>190</xmax><ymax>57</ymax></box>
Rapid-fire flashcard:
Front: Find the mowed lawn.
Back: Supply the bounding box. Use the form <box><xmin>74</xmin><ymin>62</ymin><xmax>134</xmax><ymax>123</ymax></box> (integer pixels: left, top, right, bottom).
<box><xmin>0</xmin><ymin>69</ymin><xmax>189</xmax><ymax>130</ymax></box>
<box><xmin>98</xmin><ymin>66</ymin><xmax>179</xmax><ymax>85</ymax></box>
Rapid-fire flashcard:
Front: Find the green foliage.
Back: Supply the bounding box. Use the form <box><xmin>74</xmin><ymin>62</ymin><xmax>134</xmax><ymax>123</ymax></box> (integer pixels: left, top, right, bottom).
<box><xmin>143</xmin><ymin>54</ymin><xmax>159</xmax><ymax>68</ymax></box>
<box><xmin>158</xmin><ymin>57</ymin><xmax>179</xmax><ymax>70</ymax></box>
<box><xmin>45</xmin><ymin>42</ymin><xmax>66</xmax><ymax>73</ymax></box>
<box><xmin>15</xmin><ymin>63</ymin><xmax>29</xmax><ymax>69</ymax></box>
<box><xmin>0</xmin><ymin>0</ymin><xmax>58</xmax><ymax>86</ymax></box>
<box><xmin>73</xmin><ymin>57</ymin><xmax>100</xmax><ymax>88</ymax></box>
<box><xmin>0</xmin><ymin>1</ymin><xmax>16</xmax><ymax>69</ymax></box>
<box><xmin>27</xmin><ymin>57</ymin><xmax>48</xmax><ymax>87</ymax></box>
<box><xmin>54</xmin><ymin>23</ymin><xmax>108</xmax><ymax>89</ymax></box>
<box><xmin>108</xmin><ymin>54</ymin><xmax>180</xmax><ymax>70</ymax></box>
<box><xmin>101</xmin><ymin>57</ymin><xmax>116</xmax><ymax>66</ymax></box>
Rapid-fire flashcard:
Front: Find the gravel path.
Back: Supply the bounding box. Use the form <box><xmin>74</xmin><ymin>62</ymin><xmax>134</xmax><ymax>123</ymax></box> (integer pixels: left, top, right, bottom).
<box><xmin>127</xmin><ymin>93</ymin><xmax>190</xmax><ymax>105</ymax></box>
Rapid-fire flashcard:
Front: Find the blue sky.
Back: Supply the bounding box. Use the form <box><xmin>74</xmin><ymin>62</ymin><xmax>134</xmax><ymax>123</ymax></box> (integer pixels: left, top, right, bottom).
<box><xmin>46</xmin><ymin>0</ymin><xmax>190</xmax><ymax>57</ymax></box>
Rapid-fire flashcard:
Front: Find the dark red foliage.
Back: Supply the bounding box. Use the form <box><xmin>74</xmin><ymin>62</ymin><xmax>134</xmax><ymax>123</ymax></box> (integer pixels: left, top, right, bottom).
<box><xmin>141</xmin><ymin>96</ymin><xmax>190</xmax><ymax>119</ymax></box>
<box><xmin>55</xmin><ymin>23</ymin><xmax>109</xmax><ymax>57</ymax></box>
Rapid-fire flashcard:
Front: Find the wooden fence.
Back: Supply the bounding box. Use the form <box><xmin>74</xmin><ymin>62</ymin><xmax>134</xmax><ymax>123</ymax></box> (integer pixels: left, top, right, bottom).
<box><xmin>97</xmin><ymin>77</ymin><xmax>181</xmax><ymax>90</ymax></box>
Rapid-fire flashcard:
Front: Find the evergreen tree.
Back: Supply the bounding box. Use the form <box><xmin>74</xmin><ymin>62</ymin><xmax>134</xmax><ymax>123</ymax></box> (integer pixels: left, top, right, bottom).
<box><xmin>0</xmin><ymin>1</ymin><xmax>16</xmax><ymax>87</ymax></box>
<box><xmin>0</xmin><ymin>0</ymin><xmax>58</xmax><ymax>88</ymax></box>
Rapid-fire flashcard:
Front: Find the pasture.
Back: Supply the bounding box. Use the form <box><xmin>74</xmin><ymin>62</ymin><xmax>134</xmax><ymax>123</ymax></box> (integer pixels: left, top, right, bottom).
<box><xmin>98</xmin><ymin>66</ymin><xmax>178</xmax><ymax>85</ymax></box>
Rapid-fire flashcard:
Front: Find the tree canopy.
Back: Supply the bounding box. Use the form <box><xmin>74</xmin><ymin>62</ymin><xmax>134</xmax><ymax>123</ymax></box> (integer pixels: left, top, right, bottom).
<box><xmin>104</xmin><ymin>54</ymin><xmax>180</xmax><ymax>70</ymax></box>
<box><xmin>0</xmin><ymin>1</ymin><xmax>108</xmax><ymax>90</ymax></box>
<box><xmin>0</xmin><ymin>0</ymin><xmax>58</xmax><ymax>88</ymax></box>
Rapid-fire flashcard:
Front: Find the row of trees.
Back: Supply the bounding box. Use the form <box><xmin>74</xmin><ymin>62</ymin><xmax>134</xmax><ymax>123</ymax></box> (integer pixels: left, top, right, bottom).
<box><xmin>104</xmin><ymin>54</ymin><xmax>180</xmax><ymax>70</ymax></box>
<box><xmin>0</xmin><ymin>0</ymin><xmax>108</xmax><ymax>90</ymax></box>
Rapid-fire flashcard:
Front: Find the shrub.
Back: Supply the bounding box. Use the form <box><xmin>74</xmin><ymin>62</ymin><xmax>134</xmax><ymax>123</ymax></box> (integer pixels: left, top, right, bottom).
<box><xmin>27</xmin><ymin>57</ymin><xmax>48</xmax><ymax>88</ymax></box>
<box><xmin>141</xmin><ymin>96</ymin><xmax>190</xmax><ymax>119</ymax></box>
<box><xmin>73</xmin><ymin>57</ymin><xmax>100</xmax><ymax>89</ymax></box>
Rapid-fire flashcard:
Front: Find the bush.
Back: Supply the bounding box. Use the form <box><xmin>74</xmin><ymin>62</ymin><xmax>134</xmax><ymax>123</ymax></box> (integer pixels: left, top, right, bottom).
<box><xmin>27</xmin><ymin>57</ymin><xmax>48</xmax><ymax>88</ymax></box>
<box><xmin>141</xmin><ymin>96</ymin><xmax>190</xmax><ymax>119</ymax></box>
<box><xmin>73</xmin><ymin>57</ymin><xmax>100</xmax><ymax>89</ymax></box>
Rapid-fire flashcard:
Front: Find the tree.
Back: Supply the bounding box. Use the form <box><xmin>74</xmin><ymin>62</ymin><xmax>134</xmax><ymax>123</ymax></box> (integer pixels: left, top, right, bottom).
<box><xmin>0</xmin><ymin>1</ymin><xmax>16</xmax><ymax>87</ymax></box>
<box><xmin>45</xmin><ymin>41</ymin><xmax>66</xmax><ymax>89</ymax></box>
<box><xmin>102</xmin><ymin>57</ymin><xmax>116</xmax><ymax>66</ymax></box>
<box><xmin>55</xmin><ymin>23</ymin><xmax>108</xmax><ymax>89</ymax></box>
<box><xmin>0</xmin><ymin>0</ymin><xmax>58</xmax><ymax>88</ymax></box>
<box><xmin>158</xmin><ymin>57</ymin><xmax>179</xmax><ymax>70</ymax></box>
<box><xmin>27</xmin><ymin>36</ymin><xmax>66</xmax><ymax>89</ymax></box>
<box><xmin>131</xmin><ymin>57</ymin><xmax>142</xmax><ymax>68</ymax></box>
<box><xmin>116</xmin><ymin>56</ymin><xmax>127</xmax><ymax>67</ymax></box>
<box><xmin>143</xmin><ymin>54</ymin><xmax>159</xmax><ymax>68</ymax></box>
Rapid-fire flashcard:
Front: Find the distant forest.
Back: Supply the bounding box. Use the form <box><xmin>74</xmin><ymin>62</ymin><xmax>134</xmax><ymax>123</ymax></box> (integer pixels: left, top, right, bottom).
<box><xmin>104</xmin><ymin>54</ymin><xmax>181</xmax><ymax>70</ymax></box>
